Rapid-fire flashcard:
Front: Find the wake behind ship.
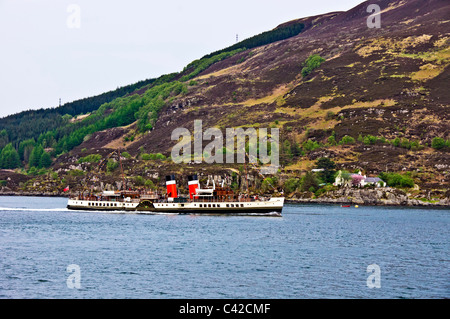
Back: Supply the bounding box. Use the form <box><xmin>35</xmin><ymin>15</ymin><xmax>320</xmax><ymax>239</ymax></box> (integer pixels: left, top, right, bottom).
<box><xmin>67</xmin><ymin>174</ymin><xmax>284</xmax><ymax>216</ymax></box>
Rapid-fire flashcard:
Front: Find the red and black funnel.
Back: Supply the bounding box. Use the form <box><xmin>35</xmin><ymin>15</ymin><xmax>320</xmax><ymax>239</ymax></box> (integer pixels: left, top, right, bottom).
<box><xmin>165</xmin><ymin>175</ymin><xmax>178</xmax><ymax>198</ymax></box>
<box><xmin>188</xmin><ymin>174</ymin><xmax>199</xmax><ymax>199</ymax></box>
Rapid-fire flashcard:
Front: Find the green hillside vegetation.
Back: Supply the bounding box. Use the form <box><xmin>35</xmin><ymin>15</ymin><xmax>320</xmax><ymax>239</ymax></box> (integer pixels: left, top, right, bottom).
<box><xmin>0</xmin><ymin>78</ymin><xmax>156</xmax><ymax>147</ymax></box>
<box><xmin>51</xmin><ymin>81</ymin><xmax>188</xmax><ymax>156</ymax></box>
<box><xmin>181</xmin><ymin>48</ymin><xmax>246</xmax><ymax>82</ymax></box>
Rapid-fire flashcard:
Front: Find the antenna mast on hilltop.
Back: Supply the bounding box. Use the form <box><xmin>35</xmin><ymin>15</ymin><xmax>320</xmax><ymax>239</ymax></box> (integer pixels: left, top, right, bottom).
<box><xmin>236</xmin><ymin>34</ymin><xmax>238</xmax><ymax>43</ymax></box>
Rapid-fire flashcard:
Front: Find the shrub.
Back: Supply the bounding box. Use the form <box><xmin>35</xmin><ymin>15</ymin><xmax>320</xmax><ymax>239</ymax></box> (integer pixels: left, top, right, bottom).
<box><xmin>303</xmin><ymin>139</ymin><xmax>321</xmax><ymax>152</ymax></box>
<box><xmin>77</xmin><ymin>154</ymin><xmax>102</xmax><ymax>163</ymax></box>
<box><xmin>27</xmin><ymin>166</ymin><xmax>38</xmax><ymax>176</ymax></box>
<box><xmin>69</xmin><ymin>169</ymin><xmax>85</xmax><ymax>177</ymax></box>
<box><xmin>325</xmin><ymin>111</ymin><xmax>335</xmax><ymax>121</ymax></box>
<box><xmin>340</xmin><ymin>135</ymin><xmax>355</xmax><ymax>145</ymax></box>
<box><xmin>363</xmin><ymin>135</ymin><xmax>378</xmax><ymax>145</ymax></box>
<box><xmin>379</xmin><ymin>172</ymin><xmax>414</xmax><ymax>188</ymax></box>
<box><xmin>410</xmin><ymin>140</ymin><xmax>422</xmax><ymax>151</ymax></box>
<box><xmin>431</xmin><ymin>137</ymin><xmax>446</xmax><ymax>150</ymax></box>
<box><xmin>400</xmin><ymin>138</ymin><xmax>411</xmax><ymax>149</ymax></box>
<box><xmin>134</xmin><ymin>176</ymin><xmax>145</xmax><ymax>186</ymax></box>
<box><xmin>392</xmin><ymin>137</ymin><xmax>401</xmax><ymax>147</ymax></box>
<box><xmin>284</xmin><ymin>178</ymin><xmax>299</xmax><ymax>193</ymax></box>
<box><xmin>328</xmin><ymin>135</ymin><xmax>337</xmax><ymax>146</ymax></box>
<box><xmin>301</xmin><ymin>54</ymin><xmax>325</xmax><ymax>77</ymax></box>
<box><xmin>106</xmin><ymin>159</ymin><xmax>119</xmax><ymax>172</ymax></box>
<box><xmin>141</xmin><ymin>153</ymin><xmax>166</xmax><ymax>160</ymax></box>
<box><xmin>121</xmin><ymin>152</ymin><xmax>131</xmax><ymax>159</ymax></box>
<box><xmin>144</xmin><ymin>179</ymin><xmax>156</xmax><ymax>189</ymax></box>
<box><xmin>153</xmin><ymin>153</ymin><xmax>166</xmax><ymax>160</ymax></box>
<box><xmin>314</xmin><ymin>187</ymin><xmax>327</xmax><ymax>197</ymax></box>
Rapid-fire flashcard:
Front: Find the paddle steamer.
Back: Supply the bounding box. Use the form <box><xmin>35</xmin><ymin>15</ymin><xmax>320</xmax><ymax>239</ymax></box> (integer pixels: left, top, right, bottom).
<box><xmin>67</xmin><ymin>174</ymin><xmax>284</xmax><ymax>216</ymax></box>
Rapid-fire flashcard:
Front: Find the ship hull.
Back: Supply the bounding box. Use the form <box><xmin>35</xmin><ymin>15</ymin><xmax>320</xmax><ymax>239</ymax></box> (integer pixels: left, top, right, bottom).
<box><xmin>67</xmin><ymin>199</ymin><xmax>139</xmax><ymax>211</ymax></box>
<box><xmin>67</xmin><ymin>198</ymin><xmax>284</xmax><ymax>216</ymax></box>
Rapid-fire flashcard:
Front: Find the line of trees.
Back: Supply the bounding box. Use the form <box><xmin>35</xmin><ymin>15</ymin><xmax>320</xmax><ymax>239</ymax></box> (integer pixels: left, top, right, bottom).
<box><xmin>201</xmin><ymin>22</ymin><xmax>305</xmax><ymax>59</ymax></box>
<box><xmin>0</xmin><ymin>78</ymin><xmax>157</xmax><ymax>148</ymax></box>
<box><xmin>0</xmin><ymin>141</ymin><xmax>51</xmax><ymax>169</ymax></box>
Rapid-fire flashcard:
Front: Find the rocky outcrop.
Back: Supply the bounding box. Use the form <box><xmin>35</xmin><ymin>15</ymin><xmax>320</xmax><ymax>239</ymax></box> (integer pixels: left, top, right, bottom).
<box><xmin>288</xmin><ymin>187</ymin><xmax>450</xmax><ymax>207</ymax></box>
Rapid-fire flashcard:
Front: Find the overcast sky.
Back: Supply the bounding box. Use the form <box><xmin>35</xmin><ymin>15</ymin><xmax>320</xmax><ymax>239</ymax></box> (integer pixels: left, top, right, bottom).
<box><xmin>0</xmin><ymin>0</ymin><xmax>364</xmax><ymax>118</ymax></box>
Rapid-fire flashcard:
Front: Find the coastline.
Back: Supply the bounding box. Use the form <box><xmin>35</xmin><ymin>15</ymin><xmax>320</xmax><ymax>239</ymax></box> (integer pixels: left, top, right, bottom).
<box><xmin>1</xmin><ymin>188</ymin><xmax>448</xmax><ymax>207</ymax></box>
<box><xmin>286</xmin><ymin>187</ymin><xmax>450</xmax><ymax>207</ymax></box>
<box><xmin>0</xmin><ymin>191</ymin><xmax>69</xmax><ymax>198</ymax></box>
<box><xmin>285</xmin><ymin>198</ymin><xmax>450</xmax><ymax>208</ymax></box>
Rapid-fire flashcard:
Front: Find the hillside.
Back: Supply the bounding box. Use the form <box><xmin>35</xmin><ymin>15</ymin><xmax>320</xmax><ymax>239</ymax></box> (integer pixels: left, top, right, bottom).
<box><xmin>0</xmin><ymin>0</ymin><xmax>449</xmax><ymax>203</ymax></box>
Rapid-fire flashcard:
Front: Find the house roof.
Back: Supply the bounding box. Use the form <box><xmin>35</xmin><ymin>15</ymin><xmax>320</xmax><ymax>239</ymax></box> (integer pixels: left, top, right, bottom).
<box><xmin>365</xmin><ymin>177</ymin><xmax>383</xmax><ymax>183</ymax></box>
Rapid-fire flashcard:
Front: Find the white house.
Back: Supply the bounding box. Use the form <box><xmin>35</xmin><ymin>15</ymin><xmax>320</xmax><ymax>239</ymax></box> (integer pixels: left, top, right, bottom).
<box><xmin>334</xmin><ymin>170</ymin><xmax>386</xmax><ymax>187</ymax></box>
<box><xmin>361</xmin><ymin>177</ymin><xmax>386</xmax><ymax>187</ymax></box>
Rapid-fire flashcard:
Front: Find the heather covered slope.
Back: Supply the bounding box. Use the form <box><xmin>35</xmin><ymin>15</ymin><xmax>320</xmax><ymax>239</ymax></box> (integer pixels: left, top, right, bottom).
<box><xmin>126</xmin><ymin>0</ymin><xmax>449</xmax><ymax>170</ymax></box>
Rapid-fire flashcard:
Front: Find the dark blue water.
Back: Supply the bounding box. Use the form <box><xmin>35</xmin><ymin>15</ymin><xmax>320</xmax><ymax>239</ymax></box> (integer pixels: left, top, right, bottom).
<box><xmin>0</xmin><ymin>196</ymin><xmax>448</xmax><ymax>299</ymax></box>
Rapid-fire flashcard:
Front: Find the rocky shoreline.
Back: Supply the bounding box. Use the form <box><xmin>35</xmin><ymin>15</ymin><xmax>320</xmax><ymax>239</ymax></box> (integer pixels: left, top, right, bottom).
<box><xmin>287</xmin><ymin>187</ymin><xmax>450</xmax><ymax>207</ymax></box>
<box><xmin>1</xmin><ymin>187</ymin><xmax>449</xmax><ymax>207</ymax></box>
<box><xmin>0</xmin><ymin>191</ymin><xmax>68</xmax><ymax>198</ymax></box>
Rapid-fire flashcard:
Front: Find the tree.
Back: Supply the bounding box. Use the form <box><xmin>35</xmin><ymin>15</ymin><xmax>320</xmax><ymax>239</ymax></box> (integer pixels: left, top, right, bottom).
<box><xmin>283</xmin><ymin>140</ymin><xmax>292</xmax><ymax>159</ymax></box>
<box><xmin>0</xmin><ymin>143</ymin><xmax>20</xmax><ymax>169</ymax></box>
<box><xmin>290</xmin><ymin>142</ymin><xmax>303</xmax><ymax>157</ymax></box>
<box><xmin>261</xmin><ymin>177</ymin><xmax>275</xmax><ymax>193</ymax></box>
<box><xmin>300</xmin><ymin>172</ymin><xmax>319</xmax><ymax>192</ymax></box>
<box><xmin>0</xmin><ymin>130</ymin><xmax>9</xmax><ymax>149</ymax></box>
<box><xmin>316</xmin><ymin>157</ymin><xmax>337</xmax><ymax>184</ymax></box>
<box><xmin>62</xmin><ymin>114</ymin><xmax>73</xmax><ymax>122</ymax></box>
<box><xmin>39</xmin><ymin>151</ymin><xmax>52</xmax><ymax>168</ymax></box>
<box><xmin>29</xmin><ymin>145</ymin><xmax>44</xmax><ymax>168</ymax></box>
<box><xmin>18</xmin><ymin>138</ymin><xmax>36</xmax><ymax>162</ymax></box>
<box><xmin>284</xmin><ymin>178</ymin><xmax>299</xmax><ymax>193</ymax></box>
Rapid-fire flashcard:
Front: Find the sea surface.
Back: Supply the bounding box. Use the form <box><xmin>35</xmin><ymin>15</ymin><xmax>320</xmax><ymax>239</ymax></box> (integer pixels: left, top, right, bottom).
<box><xmin>0</xmin><ymin>196</ymin><xmax>448</xmax><ymax>299</ymax></box>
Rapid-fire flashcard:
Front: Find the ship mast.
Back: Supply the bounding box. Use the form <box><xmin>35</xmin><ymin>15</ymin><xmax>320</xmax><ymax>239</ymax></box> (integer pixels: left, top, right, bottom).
<box><xmin>118</xmin><ymin>148</ymin><xmax>126</xmax><ymax>190</ymax></box>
